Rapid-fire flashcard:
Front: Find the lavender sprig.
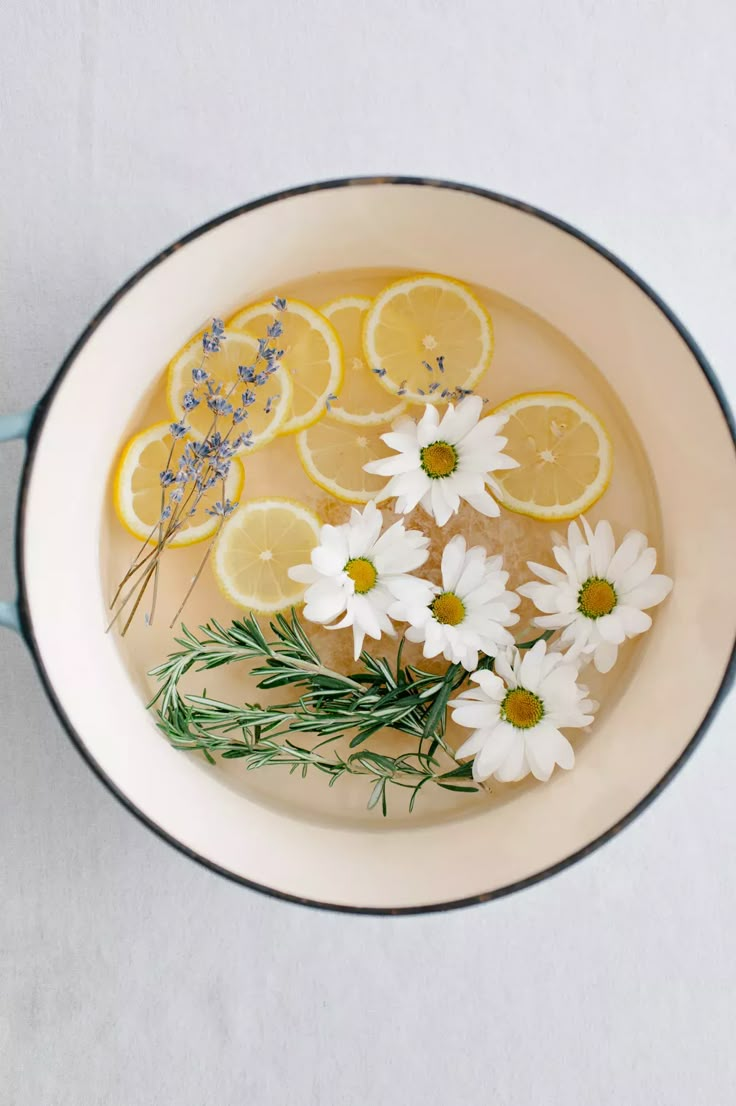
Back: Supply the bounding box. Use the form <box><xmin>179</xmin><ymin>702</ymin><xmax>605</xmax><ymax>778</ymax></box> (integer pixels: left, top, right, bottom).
<box><xmin>110</xmin><ymin>300</ymin><xmax>288</xmax><ymax>634</ymax></box>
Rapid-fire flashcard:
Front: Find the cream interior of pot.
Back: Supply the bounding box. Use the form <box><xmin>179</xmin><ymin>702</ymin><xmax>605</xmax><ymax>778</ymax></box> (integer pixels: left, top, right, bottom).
<box><xmin>21</xmin><ymin>183</ymin><xmax>736</xmax><ymax>909</ymax></box>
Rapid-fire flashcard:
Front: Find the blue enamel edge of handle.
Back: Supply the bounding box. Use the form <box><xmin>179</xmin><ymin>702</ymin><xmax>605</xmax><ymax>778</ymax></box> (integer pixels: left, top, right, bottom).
<box><xmin>0</xmin><ymin>407</ymin><xmax>36</xmax><ymax>634</ymax></box>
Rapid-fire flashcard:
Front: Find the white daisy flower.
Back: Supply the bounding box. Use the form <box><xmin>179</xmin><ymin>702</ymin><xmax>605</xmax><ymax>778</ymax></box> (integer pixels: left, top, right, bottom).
<box><xmin>363</xmin><ymin>396</ymin><xmax>518</xmax><ymax>526</ymax></box>
<box><xmin>450</xmin><ymin>640</ymin><xmax>596</xmax><ymax>783</ymax></box>
<box><xmin>400</xmin><ymin>535</ymin><xmax>521</xmax><ymax>671</ymax></box>
<box><xmin>287</xmin><ymin>500</ymin><xmax>434</xmax><ymax>659</ymax></box>
<box><xmin>517</xmin><ymin>518</ymin><xmax>673</xmax><ymax>674</ymax></box>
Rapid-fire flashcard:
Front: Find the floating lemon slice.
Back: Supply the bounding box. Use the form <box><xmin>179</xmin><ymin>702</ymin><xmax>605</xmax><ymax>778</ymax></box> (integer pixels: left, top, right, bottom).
<box><xmin>362</xmin><ymin>274</ymin><xmax>493</xmax><ymax>404</ymax></box>
<box><xmin>296</xmin><ymin>417</ymin><xmax>389</xmax><ymax>504</ymax></box>
<box><xmin>321</xmin><ymin>296</ymin><xmax>406</xmax><ymax>426</ymax></box>
<box><xmin>114</xmin><ymin>422</ymin><xmax>245</xmax><ymax>546</ymax></box>
<box><xmin>167</xmin><ymin>328</ymin><xmax>292</xmax><ymax>449</ymax></box>
<box><xmin>213</xmin><ymin>498</ymin><xmax>321</xmax><ymax>612</ymax></box>
<box><xmin>490</xmin><ymin>392</ymin><xmax>613</xmax><ymax>521</ymax></box>
<box><xmin>229</xmin><ymin>299</ymin><xmax>343</xmax><ymax>435</ymax></box>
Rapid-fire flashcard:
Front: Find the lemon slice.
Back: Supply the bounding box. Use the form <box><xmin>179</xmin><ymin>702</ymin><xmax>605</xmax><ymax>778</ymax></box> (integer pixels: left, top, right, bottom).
<box><xmin>296</xmin><ymin>417</ymin><xmax>389</xmax><ymax>503</ymax></box>
<box><xmin>213</xmin><ymin>498</ymin><xmax>321</xmax><ymax>612</ymax></box>
<box><xmin>362</xmin><ymin>274</ymin><xmax>493</xmax><ymax>404</ymax></box>
<box><xmin>167</xmin><ymin>328</ymin><xmax>292</xmax><ymax>449</ymax></box>
<box><xmin>321</xmin><ymin>296</ymin><xmax>406</xmax><ymax>426</ymax></box>
<box><xmin>228</xmin><ymin>299</ymin><xmax>343</xmax><ymax>434</ymax></box>
<box><xmin>490</xmin><ymin>392</ymin><xmax>613</xmax><ymax>521</ymax></box>
<box><xmin>114</xmin><ymin>422</ymin><xmax>245</xmax><ymax>547</ymax></box>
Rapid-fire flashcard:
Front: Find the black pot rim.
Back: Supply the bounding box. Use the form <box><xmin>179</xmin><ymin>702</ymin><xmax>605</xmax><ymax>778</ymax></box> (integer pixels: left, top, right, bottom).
<box><xmin>12</xmin><ymin>175</ymin><xmax>736</xmax><ymax>915</ymax></box>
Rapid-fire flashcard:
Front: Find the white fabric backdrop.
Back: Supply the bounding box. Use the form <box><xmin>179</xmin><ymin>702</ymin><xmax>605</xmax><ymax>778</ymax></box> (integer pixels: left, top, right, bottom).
<box><xmin>1</xmin><ymin>1</ymin><xmax>734</xmax><ymax>1102</ymax></box>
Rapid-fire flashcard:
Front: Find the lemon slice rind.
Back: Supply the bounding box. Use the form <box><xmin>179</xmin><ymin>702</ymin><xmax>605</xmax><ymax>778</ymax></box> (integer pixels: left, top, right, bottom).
<box><xmin>321</xmin><ymin>295</ymin><xmax>407</xmax><ymax>427</ymax></box>
<box><xmin>213</xmin><ymin>497</ymin><xmax>321</xmax><ymax>613</ymax></box>
<box><xmin>490</xmin><ymin>391</ymin><xmax>613</xmax><ymax>522</ymax></box>
<box><xmin>362</xmin><ymin>273</ymin><xmax>494</xmax><ymax>404</ymax></box>
<box><xmin>228</xmin><ymin>299</ymin><xmax>343</xmax><ymax>435</ymax></box>
<box><xmin>113</xmin><ymin>421</ymin><xmax>245</xmax><ymax>547</ymax></box>
<box><xmin>166</xmin><ymin>328</ymin><xmax>292</xmax><ymax>451</ymax></box>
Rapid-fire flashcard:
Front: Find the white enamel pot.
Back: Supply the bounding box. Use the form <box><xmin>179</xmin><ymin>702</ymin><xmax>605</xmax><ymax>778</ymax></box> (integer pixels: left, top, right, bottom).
<box><xmin>3</xmin><ymin>177</ymin><xmax>735</xmax><ymax>913</ymax></box>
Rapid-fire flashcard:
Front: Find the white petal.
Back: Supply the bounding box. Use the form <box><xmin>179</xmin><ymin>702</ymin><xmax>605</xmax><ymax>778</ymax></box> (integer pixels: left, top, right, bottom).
<box><xmin>485</xmin><ymin>446</ymin><xmax>519</xmax><ymax>472</ymax></box>
<box><xmin>606</xmin><ymin>530</ymin><xmax>648</xmax><ymax>584</ymax></box>
<box><xmin>461</xmin><ymin>417</ymin><xmax>505</xmax><ymax>448</ymax></box>
<box><xmin>592</xmin><ymin>520</ymin><xmax>615</xmax><ymax>576</ymax></box>
<box><xmin>567</xmin><ymin>520</ymin><xmax>585</xmax><ymax>551</ymax></box>
<box><xmin>451</xmin><ymin>686</ymin><xmax>487</xmax><ymax>705</ymax></box>
<box><xmin>539</xmin><ymin>647</ymin><xmax>564</xmax><ymax>680</ymax></box>
<box><xmin>287</xmin><ymin>563</ymin><xmax>318</xmax><ymax>584</ymax></box>
<box><xmin>493</xmin><ymin>650</ymin><xmax>516</xmax><ymax>687</ymax></box>
<box><xmin>471</xmin><ymin>669</ymin><xmax>506</xmax><ymax>700</ymax></box>
<box><xmin>387</xmin><ymin>412</ymin><xmax>417</xmax><ymax>433</ymax></box>
<box><xmin>463</xmin><ymin>489</ymin><xmax>501</xmax><ymax>517</ymax></box>
<box><xmin>312</xmin><ymin>543</ymin><xmax>346</xmax><ymax>576</ymax></box>
<box><xmin>552</xmin><ymin>544</ymin><xmax>579</xmax><ymax>580</ymax></box>
<box><xmin>478</xmin><ymin>628</ymin><xmax>516</xmax><ymax>657</ymax></box>
<box><xmin>381</xmin><ymin>429</ymin><xmax>419</xmax><ymax>453</ymax></box>
<box><xmin>596</xmin><ymin>613</ymin><xmax>627</xmax><ymax>644</ymax></box>
<box><xmin>526</xmin><ymin>560</ymin><xmax>567</xmax><ymax>585</ymax></box>
<box><xmin>493</xmin><ymin>730</ymin><xmax>529</xmax><ymax>782</ymax></box>
<box><xmin>450</xmin><ymin>469</ymin><xmax>485</xmax><ymax>496</ymax></box>
<box><xmin>441</xmin><ymin>535</ymin><xmax>467</xmax><ymax>591</ymax></box>
<box><xmin>455</xmin><ymin>551</ymin><xmax>487</xmax><ymax>597</ymax></box>
<box><xmin>616</xmin><ymin>547</ymin><xmax>657</xmax><ymax>594</ymax></box>
<box><xmin>616</xmin><ymin>605</ymin><xmax>652</xmax><ymax>635</ymax></box>
<box><xmin>373</xmin><ymin>526</ymin><xmax>429</xmax><ymax>575</ymax></box>
<box><xmin>526</xmin><ymin>726</ymin><xmax>574</xmax><ymax>781</ymax></box>
<box><xmin>416</xmin><ymin>404</ymin><xmax>441</xmax><ymax>446</ymax></box>
<box><xmin>517</xmin><ymin>582</ymin><xmax>565</xmax><ymax>614</ymax></box>
<box><xmin>593</xmin><ymin>641</ymin><xmax>618</xmax><ymax>673</ymax></box>
<box><xmin>454</xmin><ymin>727</ymin><xmax>490</xmax><ymax>761</ymax></box>
<box><xmin>430</xmin><ymin>481</ymin><xmax>455</xmax><ymax>526</ymax></box>
<box><xmin>351</xmin><ymin>623</ymin><xmax>366</xmax><ymax>660</ymax></box>
<box><xmin>457</xmin><ymin>645</ymin><xmax>479</xmax><ymax>672</ymax></box>
<box><xmin>422</xmin><ymin>621</ymin><xmax>446</xmax><ymax>658</ymax></box>
<box><xmin>559</xmin><ymin>618</ymin><xmax>592</xmax><ymax>660</ymax></box>
<box><xmin>320</xmin><ymin>523</ymin><xmax>349</xmax><ymax>554</ymax></box>
<box><xmin>303</xmin><ymin>583</ymin><xmax>347</xmax><ymax>624</ymax></box>
<box><xmin>519</xmin><ymin>640</ymin><xmax>547</xmax><ymax>692</ymax></box>
<box><xmin>364</xmin><ymin>452</ymin><xmax>419</xmax><ymax>477</ymax></box>
<box><xmin>384</xmin><ymin>573</ymin><xmax>435</xmax><ymax>605</ymax></box>
<box><xmin>441</xmin><ymin>396</ymin><xmax>483</xmax><ymax>443</ymax></box>
<box><xmin>551</xmin><ymin>731</ymin><xmax>576</xmax><ymax>771</ymax></box>
<box><xmin>524</xmin><ymin>724</ymin><xmax>556</xmax><ymax>782</ymax></box>
<box><xmin>451</xmin><ymin>702</ymin><xmax>497</xmax><ymax>729</ymax></box>
<box><xmin>473</xmin><ymin>723</ymin><xmax>518</xmax><ymax>781</ymax></box>
<box><xmin>347</xmin><ymin>501</ymin><xmax>383</xmax><ymax>557</ymax></box>
<box><xmin>468</xmin><ymin>601</ymin><xmax>519</xmax><ymax>629</ymax></box>
<box><xmin>350</xmin><ymin>594</ymin><xmax>383</xmax><ymax>641</ymax></box>
<box><xmin>392</xmin><ymin>470</ymin><xmax>429</xmax><ymax>514</ymax></box>
<box><xmin>580</xmin><ymin>516</ymin><xmax>595</xmax><ymax>545</ymax></box>
<box><xmin>533</xmin><ymin>612</ymin><xmax>576</xmax><ymax>630</ymax></box>
<box><xmin>622</xmin><ymin>575</ymin><xmax>673</xmax><ymax>610</ymax></box>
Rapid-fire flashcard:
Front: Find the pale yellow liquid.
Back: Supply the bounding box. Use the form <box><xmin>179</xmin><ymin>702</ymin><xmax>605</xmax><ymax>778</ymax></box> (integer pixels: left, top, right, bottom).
<box><xmin>101</xmin><ymin>268</ymin><xmax>662</xmax><ymax>828</ymax></box>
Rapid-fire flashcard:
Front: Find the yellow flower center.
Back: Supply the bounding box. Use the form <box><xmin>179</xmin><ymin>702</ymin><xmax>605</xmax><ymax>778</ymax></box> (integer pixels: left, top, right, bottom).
<box><xmin>344</xmin><ymin>557</ymin><xmax>377</xmax><ymax>594</ymax></box>
<box><xmin>420</xmin><ymin>440</ymin><xmax>458</xmax><ymax>479</ymax></box>
<box><xmin>501</xmin><ymin>687</ymin><xmax>544</xmax><ymax>730</ymax></box>
<box><xmin>578</xmin><ymin>576</ymin><xmax>617</xmax><ymax>619</ymax></box>
<box><xmin>431</xmin><ymin>591</ymin><xmax>466</xmax><ymax>626</ymax></box>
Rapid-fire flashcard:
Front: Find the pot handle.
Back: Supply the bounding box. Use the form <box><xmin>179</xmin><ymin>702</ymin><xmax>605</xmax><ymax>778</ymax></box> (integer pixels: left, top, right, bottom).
<box><xmin>0</xmin><ymin>407</ymin><xmax>37</xmax><ymax>634</ymax></box>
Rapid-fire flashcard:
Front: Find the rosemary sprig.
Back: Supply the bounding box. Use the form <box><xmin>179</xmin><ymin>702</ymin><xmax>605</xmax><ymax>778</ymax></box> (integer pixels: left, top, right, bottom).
<box><xmin>157</xmin><ymin>705</ymin><xmax>476</xmax><ymax>816</ymax></box>
<box><xmin>149</xmin><ymin>610</ymin><xmax>555</xmax><ymax>814</ymax></box>
<box><xmin>149</xmin><ymin>609</ymin><xmax>483</xmax><ymax>813</ymax></box>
